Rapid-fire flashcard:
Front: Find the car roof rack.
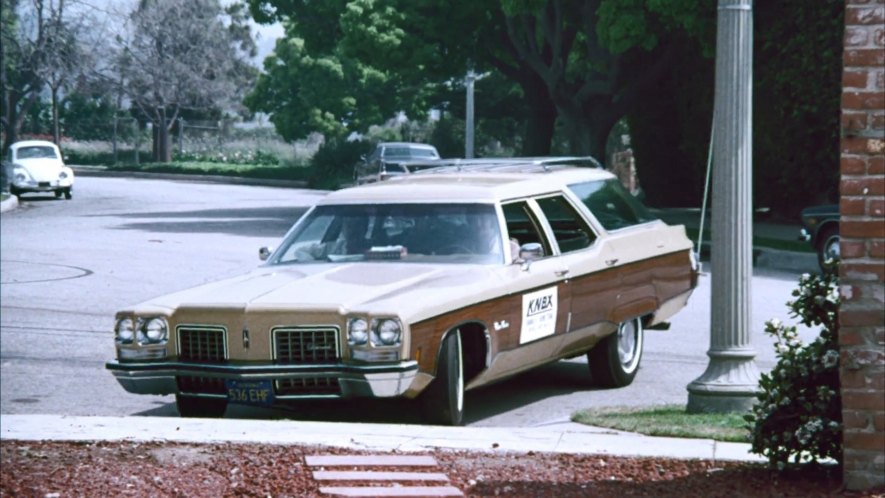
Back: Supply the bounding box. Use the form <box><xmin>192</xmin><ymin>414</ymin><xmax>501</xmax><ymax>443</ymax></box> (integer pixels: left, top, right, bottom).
<box><xmin>407</xmin><ymin>156</ymin><xmax>603</xmax><ymax>175</ymax></box>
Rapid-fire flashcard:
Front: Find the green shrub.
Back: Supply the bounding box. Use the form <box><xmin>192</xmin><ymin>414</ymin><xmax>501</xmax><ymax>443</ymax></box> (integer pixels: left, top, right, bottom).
<box><xmin>308</xmin><ymin>138</ymin><xmax>372</xmax><ymax>190</ymax></box>
<box><xmin>174</xmin><ymin>149</ymin><xmax>279</xmax><ymax>166</ymax></box>
<box><xmin>746</xmin><ymin>272</ymin><xmax>842</xmax><ymax>470</ymax></box>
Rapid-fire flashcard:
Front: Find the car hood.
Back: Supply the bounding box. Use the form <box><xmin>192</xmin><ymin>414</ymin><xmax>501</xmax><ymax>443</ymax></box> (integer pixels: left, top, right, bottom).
<box><xmin>15</xmin><ymin>158</ymin><xmax>67</xmax><ymax>181</ymax></box>
<box><xmin>800</xmin><ymin>204</ymin><xmax>838</xmax><ymax>218</ymax></box>
<box><xmin>131</xmin><ymin>262</ymin><xmax>509</xmax><ymax>323</ymax></box>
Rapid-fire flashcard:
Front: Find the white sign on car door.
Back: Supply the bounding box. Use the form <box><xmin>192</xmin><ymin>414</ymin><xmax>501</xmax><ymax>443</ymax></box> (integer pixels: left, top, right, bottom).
<box><xmin>520</xmin><ymin>286</ymin><xmax>558</xmax><ymax>344</ymax></box>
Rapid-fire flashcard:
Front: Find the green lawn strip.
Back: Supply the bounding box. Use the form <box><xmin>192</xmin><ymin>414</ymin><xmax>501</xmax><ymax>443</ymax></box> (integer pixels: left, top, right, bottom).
<box><xmin>105</xmin><ymin>161</ymin><xmax>311</xmax><ymax>182</ymax></box>
<box><xmin>571</xmin><ymin>404</ymin><xmax>750</xmax><ymax>443</ymax></box>
<box><xmin>684</xmin><ymin>227</ymin><xmax>812</xmax><ymax>254</ymax></box>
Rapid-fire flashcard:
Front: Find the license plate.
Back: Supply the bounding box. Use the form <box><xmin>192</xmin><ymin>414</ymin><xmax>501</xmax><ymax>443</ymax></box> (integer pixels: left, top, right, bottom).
<box><xmin>225</xmin><ymin>379</ymin><xmax>274</xmax><ymax>406</ymax></box>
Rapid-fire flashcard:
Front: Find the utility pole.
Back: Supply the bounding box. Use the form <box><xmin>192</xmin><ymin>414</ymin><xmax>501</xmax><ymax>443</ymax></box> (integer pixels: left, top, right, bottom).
<box><xmin>687</xmin><ymin>0</ymin><xmax>760</xmax><ymax>413</ymax></box>
<box><xmin>465</xmin><ymin>70</ymin><xmax>476</xmax><ymax>159</ymax></box>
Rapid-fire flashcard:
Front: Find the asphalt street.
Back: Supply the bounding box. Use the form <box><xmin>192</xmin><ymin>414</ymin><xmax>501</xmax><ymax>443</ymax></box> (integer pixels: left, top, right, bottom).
<box><xmin>0</xmin><ymin>169</ymin><xmax>820</xmax><ymax>463</ymax></box>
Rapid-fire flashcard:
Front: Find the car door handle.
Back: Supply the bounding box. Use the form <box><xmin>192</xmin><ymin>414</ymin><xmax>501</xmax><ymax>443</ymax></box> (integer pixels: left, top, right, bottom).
<box><xmin>555</xmin><ymin>268</ymin><xmax>570</xmax><ymax>277</ymax></box>
<box><xmin>605</xmin><ymin>259</ymin><xmax>619</xmax><ymax>266</ymax></box>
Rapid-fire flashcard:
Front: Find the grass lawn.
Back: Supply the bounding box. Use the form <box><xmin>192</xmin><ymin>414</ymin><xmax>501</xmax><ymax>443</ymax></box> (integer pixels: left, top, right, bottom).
<box><xmin>104</xmin><ymin>161</ymin><xmax>312</xmax><ymax>182</ymax></box>
<box><xmin>572</xmin><ymin>404</ymin><xmax>751</xmax><ymax>443</ymax></box>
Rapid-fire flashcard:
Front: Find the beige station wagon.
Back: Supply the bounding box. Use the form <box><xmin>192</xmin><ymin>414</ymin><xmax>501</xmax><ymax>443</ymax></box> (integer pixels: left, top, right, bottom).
<box><xmin>107</xmin><ymin>159</ymin><xmax>699</xmax><ymax>425</ymax></box>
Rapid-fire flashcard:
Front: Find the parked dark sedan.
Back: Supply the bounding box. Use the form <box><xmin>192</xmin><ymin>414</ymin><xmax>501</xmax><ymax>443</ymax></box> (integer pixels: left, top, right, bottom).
<box><xmin>799</xmin><ymin>204</ymin><xmax>839</xmax><ymax>273</ymax></box>
<box><xmin>353</xmin><ymin>142</ymin><xmax>441</xmax><ymax>185</ymax></box>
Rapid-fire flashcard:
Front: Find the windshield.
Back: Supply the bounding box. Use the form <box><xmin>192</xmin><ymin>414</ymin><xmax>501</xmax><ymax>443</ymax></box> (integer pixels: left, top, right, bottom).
<box><xmin>383</xmin><ymin>147</ymin><xmax>439</xmax><ymax>159</ymax></box>
<box><xmin>15</xmin><ymin>146</ymin><xmax>59</xmax><ymax>160</ymax></box>
<box><xmin>270</xmin><ymin>203</ymin><xmax>505</xmax><ymax>265</ymax></box>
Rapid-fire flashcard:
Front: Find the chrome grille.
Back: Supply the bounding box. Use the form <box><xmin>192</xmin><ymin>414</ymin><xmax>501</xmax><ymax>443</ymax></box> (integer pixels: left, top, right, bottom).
<box><xmin>274</xmin><ymin>327</ymin><xmax>339</xmax><ymax>364</ymax></box>
<box><xmin>275</xmin><ymin>377</ymin><xmax>340</xmax><ymax>396</ymax></box>
<box><xmin>178</xmin><ymin>326</ymin><xmax>227</xmax><ymax>362</ymax></box>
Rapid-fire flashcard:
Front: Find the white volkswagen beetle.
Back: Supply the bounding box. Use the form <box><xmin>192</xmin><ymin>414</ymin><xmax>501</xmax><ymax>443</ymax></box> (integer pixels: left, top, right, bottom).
<box><xmin>7</xmin><ymin>140</ymin><xmax>74</xmax><ymax>199</ymax></box>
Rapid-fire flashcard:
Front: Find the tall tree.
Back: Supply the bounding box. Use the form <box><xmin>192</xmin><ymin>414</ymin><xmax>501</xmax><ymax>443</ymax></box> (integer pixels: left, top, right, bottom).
<box><xmin>1</xmin><ymin>0</ymin><xmax>115</xmax><ymax>151</ymax></box>
<box><xmin>119</xmin><ymin>0</ymin><xmax>257</xmax><ymax>162</ymax></box>
<box><xmin>247</xmin><ymin>0</ymin><xmax>709</xmax><ymax>159</ymax></box>
<box><xmin>2</xmin><ymin>0</ymin><xmax>64</xmax><ymax>151</ymax></box>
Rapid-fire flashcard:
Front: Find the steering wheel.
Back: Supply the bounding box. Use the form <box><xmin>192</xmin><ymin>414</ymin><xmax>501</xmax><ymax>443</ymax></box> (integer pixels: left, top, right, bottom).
<box><xmin>436</xmin><ymin>244</ymin><xmax>475</xmax><ymax>255</ymax></box>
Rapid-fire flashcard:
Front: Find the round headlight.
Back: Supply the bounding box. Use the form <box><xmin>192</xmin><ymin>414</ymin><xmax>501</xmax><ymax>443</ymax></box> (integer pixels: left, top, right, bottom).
<box><xmin>144</xmin><ymin>318</ymin><xmax>168</xmax><ymax>343</ymax></box>
<box><xmin>59</xmin><ymin>171</ymin><xmax>68</xmax><ymax>179</ymax></box>
<box><xmin>115</xmin><ymin>318</ymin><xmax>135</xmax><ymax>344</ymax></box>
<box><xmin>348</xmin><ymin>318</ymin><xmax>369</xmax><ymax>345</ymax></box>
<box><xmin>372</xmin><ymin>319</ymin><xmax>401</xmax><ymax>346</ymax></box>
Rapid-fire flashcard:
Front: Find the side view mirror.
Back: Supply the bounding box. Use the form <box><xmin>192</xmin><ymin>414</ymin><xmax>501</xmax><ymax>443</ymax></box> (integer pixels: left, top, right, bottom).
<box><xmin>518</xmin><ymin>242</ymin><xmax>544</xmax><ymax>271</ymax></box>
<box><xmin>259</xmin><ymin>246</ymin><xmax>273</xmax><ymax>261</ymax></box>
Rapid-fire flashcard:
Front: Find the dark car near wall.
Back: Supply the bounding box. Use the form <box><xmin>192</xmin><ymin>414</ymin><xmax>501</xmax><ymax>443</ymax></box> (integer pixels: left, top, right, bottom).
<box><xmin>799</xmin><ymin>204</ymin><xmax>839</xmax><ymax>273</ymax></box>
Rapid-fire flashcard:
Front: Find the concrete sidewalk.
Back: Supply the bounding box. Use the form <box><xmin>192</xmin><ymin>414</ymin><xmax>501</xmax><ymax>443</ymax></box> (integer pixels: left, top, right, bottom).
<box><xmin>0</xmin><ymin>414</ymin><xmax>766</xmax><ymax>463</ymax></box>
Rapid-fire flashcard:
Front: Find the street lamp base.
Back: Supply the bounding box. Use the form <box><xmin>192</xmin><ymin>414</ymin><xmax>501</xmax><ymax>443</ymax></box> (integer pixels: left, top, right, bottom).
<box><xmin>686</xmin><ymin>356</ymin><xmax>761</xmax><ymax>413</ymax></box>
<box><xmin>686</xmin><ymin>389</ymin><xmax>758</xmax><ymax>413</ymax></box>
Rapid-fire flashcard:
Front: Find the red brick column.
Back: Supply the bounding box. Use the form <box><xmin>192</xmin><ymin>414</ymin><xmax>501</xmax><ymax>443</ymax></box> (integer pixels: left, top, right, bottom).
<box><xmin>839</xmin><ymin>0</ymin><xmax>885</xmax><ymax>490</ymax></box>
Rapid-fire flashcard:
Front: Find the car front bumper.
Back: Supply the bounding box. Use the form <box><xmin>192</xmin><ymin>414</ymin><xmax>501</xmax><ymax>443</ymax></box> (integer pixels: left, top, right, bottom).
<box><xmin>12</xmin><ymin>178</ymin><xmax>73</xmax><ymax>193</ymax></box>
<box><xmin>106</xmin><ymin>360</ymin><xmax>420</xmax><ymax>399</ymax></box>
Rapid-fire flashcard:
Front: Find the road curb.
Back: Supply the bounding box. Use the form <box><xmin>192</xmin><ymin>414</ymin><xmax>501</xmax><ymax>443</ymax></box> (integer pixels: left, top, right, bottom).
<box><xmin>71</xmin><ymin>165</ymin><xmax>309</xmax><ymax>189</ymax></box>
<box><xmin>0</xmin><ymin>414</ymin><xmax>766</xmax><ymax>463</ymax></box>
<box><xmin>0</xmin><ymin>194</ymin><xmax>18</xmax><ymax>213</ymax></box>
<box><xmin>754</xmin><ymin>247</ymin><xmax>818</xmax><ymax>274</ymax></box>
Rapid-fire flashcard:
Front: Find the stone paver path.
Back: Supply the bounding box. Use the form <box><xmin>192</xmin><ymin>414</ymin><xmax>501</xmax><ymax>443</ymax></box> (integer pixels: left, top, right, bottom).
<box><xmin>306</xmin><ymin>454</ymin><xmax>464</xmax><ymax>497</ymax></box>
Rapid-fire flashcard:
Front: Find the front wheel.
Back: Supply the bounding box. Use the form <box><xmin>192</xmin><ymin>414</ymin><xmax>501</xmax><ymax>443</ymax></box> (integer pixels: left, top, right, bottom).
<box><xmin>63</xmin><ymin>188</ymin><xmax>72</xmax><ymax>200</ymax></box>
<box><xmin>175</xmin><ymin>394</ymin><xmax>227</xmax><ymax>418</ymax></box>
<box><xmin>588</xmin><ymin>317</ymin><xmax>644</xmax><ymax>388</ymax></box>
<box><xmin>420</xmin><ymin>331</ymin><xmax>464</xmax><ymax>426</ymax></box>
<box><xmin>817</xmin><ymin>226</ymin><xmax>839</xmax><ymax>274</ymax></box>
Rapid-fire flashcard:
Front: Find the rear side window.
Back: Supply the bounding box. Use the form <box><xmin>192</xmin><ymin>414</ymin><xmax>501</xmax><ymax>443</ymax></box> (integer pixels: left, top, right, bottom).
<box><xmin>535</xmin><ymin>196</ymin><xmax>597</xmax><ymax>253</ymax></box>
<box><xmin>568</xmin><ymin>179</ymin><xmax>657</xmax><ymax>231</ymax></box>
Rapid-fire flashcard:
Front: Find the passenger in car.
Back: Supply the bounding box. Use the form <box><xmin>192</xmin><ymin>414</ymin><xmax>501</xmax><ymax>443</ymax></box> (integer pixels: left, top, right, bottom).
<box><xmin>473</xmin><ymin>214</ymin><xmax>520</xmax><ymax>263</ymax></box>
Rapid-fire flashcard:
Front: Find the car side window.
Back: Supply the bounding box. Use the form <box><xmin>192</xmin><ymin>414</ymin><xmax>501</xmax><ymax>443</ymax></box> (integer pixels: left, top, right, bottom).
<box><xmin>568</xmin><ymin>179</ymin><xmax>657</xmax><ymax>231</ymax></box>
<box><xmin>502</xmin><ymin>201</ymin><xmax>552</xmax><ymax>257</ymax></box>
<box><xmin>535</xmin><ymin>195</ymin><xmax>597</xmax><ymax>253</ymax></box>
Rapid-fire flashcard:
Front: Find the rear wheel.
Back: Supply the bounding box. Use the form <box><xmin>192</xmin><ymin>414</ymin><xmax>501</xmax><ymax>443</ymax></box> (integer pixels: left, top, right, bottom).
<box><xmin>588</xmin><ymin>317</ymin><xmax>644</xmax><ymax>388</ymax></box>
<box><xmin>420</xmin><ymin>331</ymin><xmax>464</xmax><ymax>426</ymax></box>
<box><xmin>175</xmin><ymin>394</ymin><xmax>227</xmax><ymax>418</ymax></box>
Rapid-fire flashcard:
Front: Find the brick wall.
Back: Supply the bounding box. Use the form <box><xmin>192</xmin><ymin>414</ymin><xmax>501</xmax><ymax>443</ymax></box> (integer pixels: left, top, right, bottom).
<box><xmin>839</xmin><ymin>0</ymin><xmax>885</xmax><ymax>490</ymax></box>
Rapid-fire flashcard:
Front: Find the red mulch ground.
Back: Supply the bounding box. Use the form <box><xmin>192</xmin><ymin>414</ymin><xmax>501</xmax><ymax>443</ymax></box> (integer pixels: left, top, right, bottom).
<box><xmin>2</xmin><ymin>440</ymin><xmax>883</xmax><ymax>497</ymax></box>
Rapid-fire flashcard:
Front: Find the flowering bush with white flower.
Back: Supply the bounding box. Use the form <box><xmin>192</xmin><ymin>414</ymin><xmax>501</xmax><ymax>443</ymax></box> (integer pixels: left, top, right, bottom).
<box><xmin>746</xmin><ymin>271</ymin><xmax>842</xmax><ymax>470</ymax></box>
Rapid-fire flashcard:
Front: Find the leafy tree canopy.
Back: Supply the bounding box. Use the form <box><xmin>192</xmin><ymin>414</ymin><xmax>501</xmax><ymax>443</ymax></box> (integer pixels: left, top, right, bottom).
<box><xmin>120</xmin><ymin>0</ymin><xmax>258</xmax><ymax>160</ymax></box>
<box><xmin>247</xmin><ymin>0</ymin><xmax>712</xmax><ymax>159</ymax></box>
